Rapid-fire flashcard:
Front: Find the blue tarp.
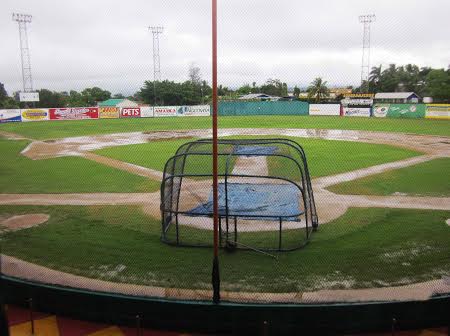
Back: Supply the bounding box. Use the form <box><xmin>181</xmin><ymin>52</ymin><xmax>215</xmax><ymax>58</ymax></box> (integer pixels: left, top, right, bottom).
<box><xmin>233</xmin><ymin>145</ymin><xmax>278</xmax><ymax>156</ymax></box>
<box><xmin>188</xmin><ymin>183</ymin><xmax>303</xmax><ymax>221</ymax></box>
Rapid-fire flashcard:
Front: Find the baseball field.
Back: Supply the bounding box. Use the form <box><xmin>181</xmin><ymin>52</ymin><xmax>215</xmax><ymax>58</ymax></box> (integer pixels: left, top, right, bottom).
<box><xmin>1</xmin><ymin>115</ymin><xmax>449</xmax><ymax>302</ymax></box>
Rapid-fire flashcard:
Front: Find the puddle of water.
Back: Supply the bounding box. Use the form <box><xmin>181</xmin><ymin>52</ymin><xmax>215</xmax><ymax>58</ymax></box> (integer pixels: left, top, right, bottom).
<box><xmin>145</xmin><ymin>136</ymin><xmax>195</xmax><ymax>143</ymax></box>
<box><xmin>392</xmin><ymin>192</ymin><xmax>408</xmax><ymax>196</ymax></box>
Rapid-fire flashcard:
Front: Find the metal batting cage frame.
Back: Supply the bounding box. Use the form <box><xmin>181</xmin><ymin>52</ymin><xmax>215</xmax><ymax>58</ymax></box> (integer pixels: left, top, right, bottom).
<box><xmin>160</xmin><ymin>138</ymin><xmax>319</xmax><ymax>251</ymax></box>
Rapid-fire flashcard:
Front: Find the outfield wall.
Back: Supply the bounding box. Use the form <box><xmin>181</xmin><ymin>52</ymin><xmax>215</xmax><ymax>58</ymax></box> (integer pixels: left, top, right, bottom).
<box><xmin>1</xmin><ymin>102</ymin><xmax>449</xmax><ymax>123</ymax></box>
<box><xmin>309</xmin><ymin>104</ymin><xmax>340</xmax><ymax>116</ymax></box>
<box><xmin>219</xmin><ymin>101</ymin><xmax>309</xmax><ymax>116</ymax></box>
<box><xmin>342</xmin><ymin>107</ymin><xmax>371</xmax><ymax>117</ymax></box>
<box><xmin>424</xmin><ymin>104</ymin><xmax>450</xmax><ymax>119</ymax></box>
<box><xmin>0</xmin><ymin>105</ymin><xmax>210</xmax><ymax>123</ymax></box>
<box><xmin>0</xmin><ymin>109</ymin><xmax>21</xmax><ymax>123</ymax></box>
<box><xmin>372</xmin><ymin>104</ymin><xmax>426</xmax><ymax>118</ymax></box>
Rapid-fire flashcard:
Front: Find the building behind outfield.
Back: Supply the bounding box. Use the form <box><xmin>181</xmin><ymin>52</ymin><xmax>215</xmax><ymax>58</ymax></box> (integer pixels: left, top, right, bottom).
<box><xmin>98</xmin><ymin>98</ymin><xmax>139</xmax><ymax>108</ymax></box>
<box><xmin>374</xmin><ymin>92</ymin><xmax>420</xmax><ymax>103</ymax></box>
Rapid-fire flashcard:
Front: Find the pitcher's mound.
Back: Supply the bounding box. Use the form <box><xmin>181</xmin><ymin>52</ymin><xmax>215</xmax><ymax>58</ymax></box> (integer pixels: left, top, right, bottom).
<box><xmin>0</xmin><ymin>214</ymin><xmax>50</xmax><ymax>231</ymax></box>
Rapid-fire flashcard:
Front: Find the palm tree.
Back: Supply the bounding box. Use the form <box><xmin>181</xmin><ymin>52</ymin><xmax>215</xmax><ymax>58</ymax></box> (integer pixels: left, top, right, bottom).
<box><xmin>307</xmin><ymin>77</ymin><xmax>330</xmax><ymax>102</ymax></box>
<box><xmin>369</xmin><ymin>65</ymin><xmax>382</xmax><ymax>83</ymax></box>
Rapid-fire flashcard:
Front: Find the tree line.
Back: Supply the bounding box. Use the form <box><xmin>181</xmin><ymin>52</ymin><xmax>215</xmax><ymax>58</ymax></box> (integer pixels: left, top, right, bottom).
<box><xmin>0</xmin><ymin>84</ymin><xmax>114</xmax><ymax>109</ymax></box>
<box><xmin>1</xmin><ymin>63</ymin><xmax>449</xmax><ymax>108</ymax></box>
<box><xmin>362</xmin><ymin>64</ymin><xmax>450</xmax><ymax>101</ymax></box>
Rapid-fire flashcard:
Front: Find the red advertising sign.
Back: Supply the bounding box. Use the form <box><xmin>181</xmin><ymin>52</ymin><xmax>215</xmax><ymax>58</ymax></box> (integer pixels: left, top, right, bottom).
<box><xmin>120</xmin><ymin>107</ymin><xmax>141</xmax><ymax>118</ymax></box>
<box><xmin>49</xmin><ymin>107</ymin><xmax>98</xmax><ymax>120</ymax></box>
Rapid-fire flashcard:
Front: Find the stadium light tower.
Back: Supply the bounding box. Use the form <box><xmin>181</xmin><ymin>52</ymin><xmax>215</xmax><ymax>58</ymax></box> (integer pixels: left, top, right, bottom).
<box><xmin>359</xmin><ymin>14</ymin><xmax>375</xmax><ymax>93</ymax></box>
<box><xmin>12</xmin><ymin>13</ymin><xmax>34</xmax><ymax>93</ymax></box>
<box><xmin>148</xmin><ymin>26</ymin><xmax>164</xmax><ymax>104</ymax></box>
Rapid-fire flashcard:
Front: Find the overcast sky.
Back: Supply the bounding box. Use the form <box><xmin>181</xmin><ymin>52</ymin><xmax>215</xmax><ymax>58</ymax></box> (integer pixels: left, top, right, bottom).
<box><xmin>2</xmin><ymin>0</ymin><xmax>449</xmax><ymax>95</ymax></box>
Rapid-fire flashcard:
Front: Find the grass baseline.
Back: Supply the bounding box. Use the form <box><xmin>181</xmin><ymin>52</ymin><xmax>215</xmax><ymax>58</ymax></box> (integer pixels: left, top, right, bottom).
<box><xmin>328</xmin><ymin>157</ymin><xmax>450</xmax><ymax>197</ymax></box>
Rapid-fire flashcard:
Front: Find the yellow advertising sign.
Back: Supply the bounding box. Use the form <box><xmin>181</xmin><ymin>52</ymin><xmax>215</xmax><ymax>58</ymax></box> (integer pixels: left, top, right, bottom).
<box><xmin>343</xmin><ymin>93</ymin><xmax>375</xmax><ymax>98</ymax></box>
<box><xmin>99</xmin><ymin>107</ymin><xmax>119</xmax><ymax>119</ymax></box>
<box><xmin>21</xmin><ymin>109</ymin><xmax>49</xmax><ymax>121</ymax></box>
<box><xmin>425</xmin><ymin>104</ymin><xmax>450</xmax><ymax>119</ymax></box>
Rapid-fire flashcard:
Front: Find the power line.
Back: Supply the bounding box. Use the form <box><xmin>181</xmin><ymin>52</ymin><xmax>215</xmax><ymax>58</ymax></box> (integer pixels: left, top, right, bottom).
<box><xmin>12</xmin><ymin>13</ymin><xmax>34</xmax><ymax>93</ymax></box>
<box><xmin>149</xmin><ymin>26</ymin><xmax>164</xmax><ymax>104</ymax></box>
<box><xmin>359</xmin><ymin>14</ymin><xmax>375</xmax><ymax>93</ymax></box>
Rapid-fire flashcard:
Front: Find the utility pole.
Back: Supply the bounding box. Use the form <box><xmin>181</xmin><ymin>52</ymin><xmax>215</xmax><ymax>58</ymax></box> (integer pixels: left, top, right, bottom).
<box><xmin>148</xmin><ymin>26</ymin><xmax>163</xmax><ymax>105</ymax></box>
<box><xmin>359</xmin><ymin>14</ymin><xmax>375</xmax><ymax>93</ymax></box>
<box><xmin>211</xmin><ymin>0</ymin><xmax>220</xmax><ymax>304</ymax></box>
<box><xmin>12</xmin><ymin>13</ymin><xmax>34</xmax><ymax>93</ymax></box>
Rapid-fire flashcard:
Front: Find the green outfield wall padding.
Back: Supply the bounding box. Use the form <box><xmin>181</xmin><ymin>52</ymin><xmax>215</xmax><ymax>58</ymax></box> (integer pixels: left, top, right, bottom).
<box><xmin>218</xmin><ymin>101</ymin><xmax>309</xmax><ymax>116</ymax></box>
<box><xmin>374</xmin><ymin>104</ymin><xmax>426</xmax><ymax>119</ymax></box>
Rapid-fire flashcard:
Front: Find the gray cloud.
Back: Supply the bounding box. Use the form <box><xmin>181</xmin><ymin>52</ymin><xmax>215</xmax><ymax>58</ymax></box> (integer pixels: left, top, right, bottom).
<box><xmin>1</xmin><ymin>0</ymin><xmax>449</xmax><ymax>95</ymax></box>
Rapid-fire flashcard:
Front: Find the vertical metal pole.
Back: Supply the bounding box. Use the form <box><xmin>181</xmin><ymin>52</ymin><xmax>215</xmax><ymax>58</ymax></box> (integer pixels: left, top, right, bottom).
<box><xmin>0</xmin><ymin>251</ymin><xmax>10</xmax><ymax>336</ymax></box>
<box><xmin>391</xmin><ymin>317</ymin><xmax>397</xmax><ymax>336</ymax></box>
<box><xmin>279</xmin><ymin>218</ymin><xmax>283</xmax><ymax>250</ymax></box>
<box><xmin>0</xmin><ymin>304</ymin><xmax>8</xmax><ymax>336</ymax></box>
<box><xmin>175</xmin><ymin>214</ymin><xmax>179</xmax><ymax>245</ymax></box>
<box><xmin>28</xmin><ymin>298</ymin><xmax>34</xmax><ymax>335</ymax></box>
<box><xmin>219</xmin><ymin>216</ymin><xmax>222</xmax><ymax>246</ymax></box>
<box><xmin>135</xmin><ymin>315</ymin><xmax>142</xmax><ymax>336</ymax></box>
<box><xmin>211</xmin><ymin>0</ymin><xmax>220</xmax><ymax>304</ymax></box>
<box><xmin>234</xmin><ymin>216</ymin><xmax>237</xmax><ymax>243</ymax></box>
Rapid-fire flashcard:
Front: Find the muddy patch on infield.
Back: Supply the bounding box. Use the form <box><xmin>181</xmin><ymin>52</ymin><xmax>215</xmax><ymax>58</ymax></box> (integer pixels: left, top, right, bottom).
<box><xmin>0</xmin><ymin>214</ymin><xmax>50</xmax><ymax>231</ymax></box>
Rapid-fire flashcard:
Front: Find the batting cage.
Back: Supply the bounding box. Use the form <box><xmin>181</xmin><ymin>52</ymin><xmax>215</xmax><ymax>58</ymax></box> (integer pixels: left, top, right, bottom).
<box><xmin>160</xmin><ymin>138</ymin><xmax>318</xmax><ymax>251</ymax></box>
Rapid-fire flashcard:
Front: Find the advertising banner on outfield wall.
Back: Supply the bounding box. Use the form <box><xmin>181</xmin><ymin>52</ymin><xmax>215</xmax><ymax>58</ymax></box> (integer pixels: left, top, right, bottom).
<box><xmin>21</xmin><ymin>108</ymin><xmax>50</xmax><ymax>122</ymax></box>
<box><xmin>176</xmin><ymin>105</ymin><xmax>211</xmax><ymax>116</ymax></box>
<box><xmin>219</xmin><ymin>101</ymin><xmax>309</xmax><ymax>116</ymax></box>
<box><xmin>373</xmin><ymin>104</ymin><xmax>389</xmax><ymax>118</ymax></box>
<box><xmin>99</xmin><ymin>107</ymin><xmax>119</xmax><ymax>119</ymax></box>
<box><xmin>49</xmin><ymin>107</ymin><xmax>99</xmax><ymax>120</ymax></box>
<box><xmin>140</xmin><ymin>106</ymin><xmax>154</xmax><ymax>118</ymax></box>
<box><xmin>309</xmin><ymin>104</ymin><xmax>340</xmax><ymax>116</ymax></box>
<box><xmin>425</xmin><ymin>104</ymin><xmax>450</xmax><ymax>119</ymax></box>
<box><xmin>385</xmin><ymin>104</ymin><xmax>425</xmax><ymax>118</ymax></box>
<box><xmin>343</xmin><ymin>107</ymin><xmax>371</xmax><ymax>117</ymax></box>
<box><xmin>0</xmin><ymin>109</ymin><xmax>21</xmax><ymax>123</ymax></box>
<box><xmin>154</xmin><ymin>106</ymin><xmax>178</xmax><ymax>117</ymax></box>
<box><xmin>120</xmin><ymin>107</ymin><xmax>141</xmax><ymax>118</ymax></box>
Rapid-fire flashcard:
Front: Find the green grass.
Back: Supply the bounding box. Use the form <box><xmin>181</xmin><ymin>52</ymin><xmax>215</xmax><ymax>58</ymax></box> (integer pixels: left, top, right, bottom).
<box><xmin>95</xmin><ymin>137</ymin><xmax>420</xmax><ymax>178</ymax></box>
<box><xmin>1</xmin><ymin>115</ymin><xmax>449</xmax><ymax>140</ymax></box>
<box><xmin>96</xmin><ymin>138</ymin><xmax>193</xmax><ymax>172</ymax></box>
<box><xmin>0</xmin><ymin>139</ymin><xmax>160</xmax><ymax>193</ymax></box>
<box><xmin>270</xmin><ymin>137</ymin><xmax>420</xmax><ymax>178</ymax></box>
<box><xmin>1</xmin><ymin>205</ymin><xmax>449</xmax><ymax>292</ymax></box>
<box><xmin>328</xmin><ymin>158</ymin><xmax>450</xmax><ymax>196</ymax></box>
<box><xmin>95</xmin><ymin>138</ymin><xmax>236</xmax><ymax>176</ymax></box>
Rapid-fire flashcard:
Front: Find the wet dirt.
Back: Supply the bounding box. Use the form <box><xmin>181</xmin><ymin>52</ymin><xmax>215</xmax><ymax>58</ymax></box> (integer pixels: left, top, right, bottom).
<box><xmin>0</xmin><ymin>214</ymin><xmax>49</xmax><ymax>231</ymax></box>
<box><xmin>83</xmin><ymin>152</ymin><xmax>164</xmax><ymax>180</ymax></box>
<box><xmin>2</xmin><ymin>254</ymin><xmax>448</xmax><ymax>303</ymax></box>
<box><xmin>19</xmin><ymin>128</ymin><xmax>450</xmax><ymax>161</ymax></box>
<box><xmin>0</xmin><ymin>130</ymin><xmax>30</xmax><ymax>140</ymax></box>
